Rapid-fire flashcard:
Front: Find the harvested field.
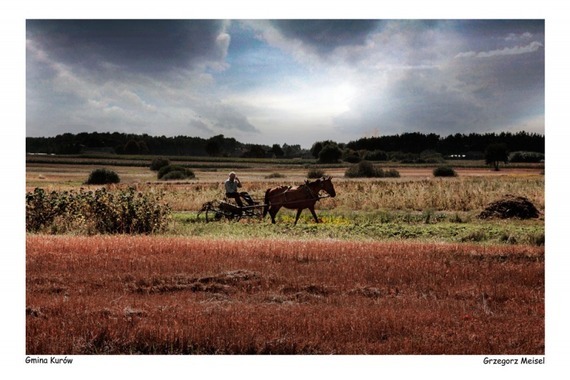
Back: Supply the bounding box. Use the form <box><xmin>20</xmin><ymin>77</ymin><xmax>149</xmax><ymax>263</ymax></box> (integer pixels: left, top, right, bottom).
<box><xmin>26</xmin><ymin>235</ymin><xmax>544</xmax><ymax>355</ymax></box>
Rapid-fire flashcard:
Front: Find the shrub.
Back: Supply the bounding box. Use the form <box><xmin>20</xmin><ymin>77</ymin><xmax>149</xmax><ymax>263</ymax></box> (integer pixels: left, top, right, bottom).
<box><xmin>157</xmin><ymin>165</ymin><xmax>195</xmax><ymax>181</ymax></box>
<box><xmin>26</xmin><ymin>187</ymin><xmax>171</xmax><ymax>234</ymax></box>
<box><xmin>161</xmin><ymin>171</ymin><xmax>189</xmax><ymax>181</ymax></box>
<box><xmin>420</xmin><ymin>150</ymin><xmax>445</xmax><ymax>163</ymax></box>
<box><xmin>150</xmin><ymin>157</ymin><xmax>171</xmax><ymax>171</ymax></box>
<box><xmin>363</xmin><ymin>150</ymin><xmax>388</xmax><ymax>161</ymax></box>
<box><xmin>433</xmin><ymin>166</ymin><xmax>457</xmax><ymax>177</ymax></box>
<box><xmin>318</xmin><ymin>144</ymin><xmax>342</xmax><ymax>163</ymax></box>
<box><xmin>383</xmin><ymin>169</ymin><xmax>401</xmax><ymax>178</ymax></box>
<box><xmin>85</xmin><ymin>168</ymin><xmax>120</xmax><ymax>185</ymax></box>
<box><xmin>265</xmin><ymin>173</ymin><xmax>285</xmax><ymax>179</ymax></box>
<box><xmin>389</xmin><ymin>151</ymin><xmax>419</xmax><ymax>163</ymax></box>
<box><xmin>508</xmin><ymin>151</ymin><xmax>544</xmax><ymax>163</ymax></box>
<box><xmin>344</xmin><ymin>161</ymin><xmax>400</xmax><ymax>178</ymax></box>
<box><xmin>307</xmin><ymin>168</ymin><xmax>325</xmax><ymax>179</ymax></box>
<box><xmin>342</xmin><ymin>149</ymin><xmax>361</xmax><ymax>163</ymax></box>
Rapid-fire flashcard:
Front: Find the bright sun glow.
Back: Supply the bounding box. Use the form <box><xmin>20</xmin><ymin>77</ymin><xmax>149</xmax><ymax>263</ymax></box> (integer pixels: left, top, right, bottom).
<box><xmin>331</xmin><ymin>83</ymin><xmax>357</xmax><ymax>113</ymax></box>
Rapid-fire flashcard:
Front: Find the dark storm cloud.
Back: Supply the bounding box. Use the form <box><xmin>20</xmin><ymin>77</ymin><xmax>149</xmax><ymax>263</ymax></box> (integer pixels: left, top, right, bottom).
<box><xmin>25</xmin><ymin>19</ymin><xmax>544</xmax><ymax>144</ymax></box>
<box><xmin>26</xmin><ymin>20</ymin><xmax>229</xmax><ymax>74</ymax></box>
<box><xmin>452</xmin><ymin>19</ymin><xmax>544</xmax><ymax>38</ymax></box>
<box><xmin>270</xmin><ymin>20</ymin><xmax>379</xmax><ymax>55</ymax></box>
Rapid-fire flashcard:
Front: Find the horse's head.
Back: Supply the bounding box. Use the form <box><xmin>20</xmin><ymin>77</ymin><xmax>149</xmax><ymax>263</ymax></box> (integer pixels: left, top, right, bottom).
<box><xmin>318</xmin><ymin>176</ymin><xmax>336</xmax><ymax>198</ymax></box>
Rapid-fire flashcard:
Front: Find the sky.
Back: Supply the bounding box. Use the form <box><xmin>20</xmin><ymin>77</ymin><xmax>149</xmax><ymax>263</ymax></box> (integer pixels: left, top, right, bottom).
<box><xmin>26</xmin><ymin>19</ymin><xmax>544</xmax><ymax>147</ymax></box>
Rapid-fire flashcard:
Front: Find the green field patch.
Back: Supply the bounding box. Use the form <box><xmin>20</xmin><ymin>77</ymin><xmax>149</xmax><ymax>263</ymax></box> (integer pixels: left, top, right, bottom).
<box><xmin>172</xmin><ymin>210</ymin><xmax>544</xmax><ymax>246</ymax></box>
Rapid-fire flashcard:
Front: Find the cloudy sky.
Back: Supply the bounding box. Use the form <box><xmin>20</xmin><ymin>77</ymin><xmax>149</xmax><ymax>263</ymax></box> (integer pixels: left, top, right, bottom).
<box><xmin>26</xmin><ymin>19</ymin><xmax>544</xmax><ymax>147</ymax></box>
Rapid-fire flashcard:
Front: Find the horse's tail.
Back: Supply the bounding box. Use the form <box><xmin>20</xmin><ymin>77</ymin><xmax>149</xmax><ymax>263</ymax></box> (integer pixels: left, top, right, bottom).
<box><xmin>263</xmin><ymin>188</ymin><xmax>271</xmax><ymax>217</ymax></box>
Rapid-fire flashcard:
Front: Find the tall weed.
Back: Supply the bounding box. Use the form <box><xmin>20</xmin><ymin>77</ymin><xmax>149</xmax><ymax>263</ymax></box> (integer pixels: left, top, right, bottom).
<box><xmin>26</xmin><ymin>187</ymin><xmax>170</xmax><ymax>234</ymax></box>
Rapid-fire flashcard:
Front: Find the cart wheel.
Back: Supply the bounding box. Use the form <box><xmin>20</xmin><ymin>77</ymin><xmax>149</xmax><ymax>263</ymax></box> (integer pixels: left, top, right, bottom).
<box><xmin>205</xmin><ymin>206</ymin><xmax>223</xmax><ymax>222</ymax></box>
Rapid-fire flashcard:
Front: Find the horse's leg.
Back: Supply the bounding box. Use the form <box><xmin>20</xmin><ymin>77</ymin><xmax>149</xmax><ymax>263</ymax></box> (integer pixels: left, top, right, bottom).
<box><xmin>269</xmin><ymin>206</ymin><xmax>281</xmax><ymax>224</ymax></box>
<box><xmin>309</xmin><ymin>206</ymin><xmax>320</xmax><ymax>223</ymax></box>
<box><xmin>294</xmin><ymin>209</ymin><xmax>303</xmax><ymax>225</ymax></box>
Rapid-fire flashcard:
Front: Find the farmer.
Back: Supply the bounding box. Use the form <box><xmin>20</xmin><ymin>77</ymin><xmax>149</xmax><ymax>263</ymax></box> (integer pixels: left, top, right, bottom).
<box><xmin>224</xmin><ymin>172</ymin><xmax>254</xmax><ymax>207</ymax></box>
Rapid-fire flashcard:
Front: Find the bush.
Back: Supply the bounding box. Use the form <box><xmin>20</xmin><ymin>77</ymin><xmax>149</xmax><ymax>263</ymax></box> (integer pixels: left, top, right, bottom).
<box><xmin>508</xmin><ymin>151</ymin><xmax>544</xmax><ymax>163</ymax></box>
<box><xmin>26</xmin><ymin>187</ymin><xmax>171</xmax><ymax>234</ymax></box>
<box><xmin>307</xmin><ymin>168</ymin><xmax>325</xmax><ymax>179</ymax></box>
<box><xmin>383</xmin><ymin>169</ymin><xmax>401</xmax><ymax>178</ymax></box>
<box><xmin>420</xmin><ymin>150</ymin><xmax>445</xmax><ymax>163</ymax></box>
<box><xmin>157</xmin><ymin>165</ymin><xmax>195</xmax><ymax>181</ymax></box>
<box><xmin>150</xmin><ymin>157</ymin><xmax>171</xmax><ymax>171</ymax></box>
<box><xmin>85</xmin><ymin>168</ymin><xmax>120</xmax><ymax>185</ymax></box>
<box><xmin>363</xmin><ymin>150</ymin><xmax>388</xmax><ymax>161</ymax></box>
<box><xmin>318</xmin><ymin>144</ymin><xmax>342</xmax><ymax>163</ymax></box>
<box><xmin>342</xmin><ymin>149</ymin><xmax>361</xmax><ymax>163</ymax></box>
<box><xmin>345</xmin><ymin>161</ymin><xmax>400</xmax><ymax>178</ymax></box>
<box><xmin>433</xmin><ymin>166</ymin><xmax>457</xmax><ymax>177</ymax></box>
<box><xmin>265</xmin><ymin>173</ymin><xmax>285</xmax><ymax>179</ymax></box>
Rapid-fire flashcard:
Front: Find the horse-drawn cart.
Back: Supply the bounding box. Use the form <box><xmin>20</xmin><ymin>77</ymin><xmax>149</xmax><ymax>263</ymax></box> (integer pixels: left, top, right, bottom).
<box><xmin>198</xmin><ymin>199</ymin><xmax>264</xmax><ymax>222</ymax></box>
<box><xmin>197</xmin><ymin>176</ymin><xmax>336</xmax><ymax>224</ymax></box>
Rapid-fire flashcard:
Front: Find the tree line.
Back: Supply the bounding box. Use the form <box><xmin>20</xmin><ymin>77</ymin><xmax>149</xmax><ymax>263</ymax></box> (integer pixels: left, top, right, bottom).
<box><xmin>26</xmin><ymin>132</ymin><xmax>306</xmax><ymax>158</ymax></box>
<box><xmin>26</xmin><ymin>130</ymin><xmax>544</xmax><ymax>161</ymax></box>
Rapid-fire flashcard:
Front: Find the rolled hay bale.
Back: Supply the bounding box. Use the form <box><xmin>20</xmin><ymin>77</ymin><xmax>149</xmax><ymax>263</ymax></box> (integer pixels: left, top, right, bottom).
<box><xmin>478</xmin><ymin>195</ymin><xmax>540</xmax><ymax>219</ymax></box>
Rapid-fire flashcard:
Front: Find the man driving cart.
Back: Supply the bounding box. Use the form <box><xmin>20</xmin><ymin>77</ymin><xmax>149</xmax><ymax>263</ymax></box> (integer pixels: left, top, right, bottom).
<box><xmin>224</xmin><ymin>172</ymin><xmax>254</xmax><ymax>208</ymax></box>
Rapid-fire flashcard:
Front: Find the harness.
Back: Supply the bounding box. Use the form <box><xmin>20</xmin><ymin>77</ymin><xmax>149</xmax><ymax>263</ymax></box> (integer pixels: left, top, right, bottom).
<box><xmin>272</xmin><ymin>183</ymin><xmax>321</xmax><ymax>207</ymax></box>
<box><xmin>303</xmin><ymin>181</ymin><xmax>320</xmax><ymax>200</ymax></box>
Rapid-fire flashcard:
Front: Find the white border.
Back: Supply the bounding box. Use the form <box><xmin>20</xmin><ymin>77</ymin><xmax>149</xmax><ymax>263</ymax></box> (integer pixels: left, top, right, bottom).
<box><xmin>4</xmin><ymin>1</ymin><xmax>567</xmax><ymax>379</ymax></box>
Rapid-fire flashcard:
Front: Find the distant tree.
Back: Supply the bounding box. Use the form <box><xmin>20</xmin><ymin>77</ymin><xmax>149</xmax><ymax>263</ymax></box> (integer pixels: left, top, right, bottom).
<box><xmin>270</xmin><ymin>144</ymin><xmax>285</xmax><ymax>158</ymax></box>
<box><xmin>310</xmin><ymin>141</ymin><xmax>324</xmax><ymax>159</ymax></box>
<box><xmin>485</xmin><ymin>143</ymin><xmax>509</xmax><ymax>171</ymax></box>
<box><xmin>124</xmin><ymin>140</ymin><xmax>141</xmax><ymax>155</ymax></box>
<box><xmin>311</xmin><ymin>140</ymin><xmax>338</xmax><ymax>159</ymax></box>
<box><xmin>342</xmin><ymin>148</ymin><xmax>361</xmax><ymax>163</ymax></box>
<box><xmin>318</xmin><ymin>143</ymin><xmax>342</xmax><ymax>163</ymax></box>
<box><xmin>282</xmin><ymin>143</ymin><xmax>302</xmax><ymax>158</ymax></box>
<box><xmin>205</xmin><ymin>139</ymin><xmax>221</xmax><ymax>157</ymax></box>
<box><xmin>508</xmin><ymin>151</ymin><xmax>544</xmax><ymax>163</ymax></box>
<box><xmin>119</xmin><ymin>140</ymin><xmax>149</xmax><ymax>154</ymax></box>
<box><xmin>242</xmin><ymin>144</ymin><xmax>267</xmax><ymax>158</ymax></box>
<box><xmin>363</xmin><ymin>149</ymin><xmax>388</xmax><ymax>161</ymax></box>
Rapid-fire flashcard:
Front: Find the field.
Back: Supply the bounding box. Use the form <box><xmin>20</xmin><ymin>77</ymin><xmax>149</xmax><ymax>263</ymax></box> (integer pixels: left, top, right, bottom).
<box><xmin>25</xmin><ymin>157</ymin><xmax>545</xmax><ymax>355</ymax></box>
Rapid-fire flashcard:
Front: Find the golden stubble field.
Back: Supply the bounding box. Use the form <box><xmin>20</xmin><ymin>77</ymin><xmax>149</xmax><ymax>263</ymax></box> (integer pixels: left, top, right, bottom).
<box><xmin>26</xmin><ymin>162</ymin><xmax>544</xmax><ymax>213</ymax></box>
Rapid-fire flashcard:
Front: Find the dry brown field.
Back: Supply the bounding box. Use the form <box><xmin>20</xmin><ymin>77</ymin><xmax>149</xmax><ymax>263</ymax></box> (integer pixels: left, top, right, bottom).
<box><xmin>26</xmin><ymin>163</ymin><xmax>544</xmax><ymax>213</ymax></box>
<box><xmin>26</xmin><ymin>235</ymin><xmax>544</xmax><ymax>355</ymax></box>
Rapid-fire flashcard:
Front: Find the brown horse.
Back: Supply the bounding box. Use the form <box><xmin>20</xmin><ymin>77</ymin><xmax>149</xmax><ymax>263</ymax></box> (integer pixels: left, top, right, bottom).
<box><xmin>263</xmin><ymin>176</ymin><xmax>336</xmax><ymax>225</ymax></box>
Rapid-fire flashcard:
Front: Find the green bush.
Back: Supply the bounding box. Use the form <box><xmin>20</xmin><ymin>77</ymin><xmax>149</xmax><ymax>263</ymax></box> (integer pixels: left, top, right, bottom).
<box><xmin>150</xmin><ymin>157</ymin><xmax>171</xmax><ymax>171</ymax></box>
<box><xmin>26</xmin><ymin>187</ymin><xmax>171</xmax><ymax>234</ymax></box>
<box><xmin>345</xmin><ymin>161</ymin><xmax>400</xmax><ymax>178</ymax></box>
<box><xmin>342</xmin><ymin>149</ymin><xmax>361</xmax><ymax>163</ymax></box>
<box><xmin>433</xmin><ymin>166</ymin><xmax>457</xmax><ymax>177</ymax></box>
<box><xmin>420</xmin><ymin>150</ymin><xmax>445</xmax><ymax>163</ymax></box>
<box><xmin>318</xmin><ymin>144</ymin><xmax>342</xmax><ymax>163</ymax></box>
<box><xmin>508</xmin><ymin>151</ymin><xmax>544</xmax><ymax>163</ymax></box>
<box><xmin>85</xmin><ymin>168</ymin><xmax>120</xmax><ymax>185</ymax></box>
<box><xmin>363</xmin><ymin>150</ymin><xmax>388</xmax><ymax>161</ymax></box>
<box><xmin>157</xmin><ymin>165</ymin><xmax>195</xmax><ymax>180</ymax></box>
